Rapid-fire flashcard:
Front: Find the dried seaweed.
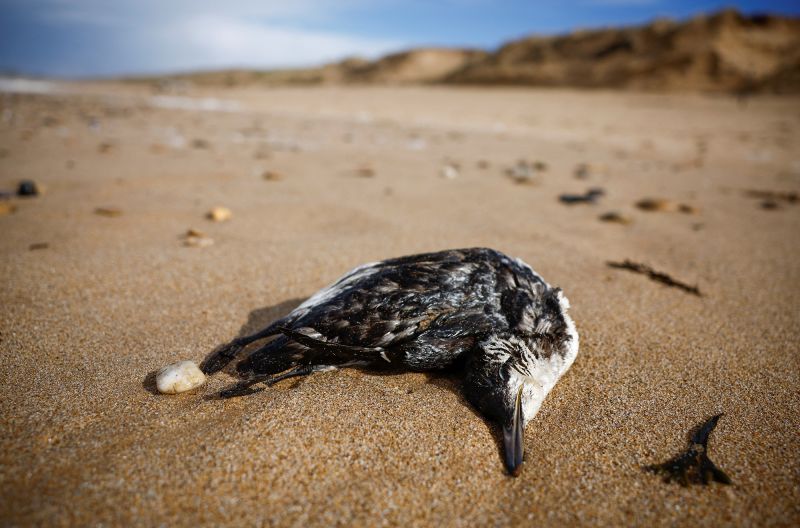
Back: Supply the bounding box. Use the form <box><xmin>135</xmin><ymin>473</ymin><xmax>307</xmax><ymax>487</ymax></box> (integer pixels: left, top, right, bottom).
<box><xmin>743</xmin><ymin>189</ymin><xmax>798</xmax><ymax>203</ymax></box>
<box><xmin>559</xmin><ymin>188</ymin><xmax>605</xmax><ymax>204</ymax></box>
<box><xmin>646</xmin><ymin>414</ymin><xmax>732</xmax><ymax>486</ymax></box>
<box><xmin>607</xmin><ymin>260</ymin><xmax>702</xmax><ymax>296</ymax></box>
<box><xmin>94</xmin><ymin>207</ymin><xmax>123</xmax><ymax>217</ymax></box>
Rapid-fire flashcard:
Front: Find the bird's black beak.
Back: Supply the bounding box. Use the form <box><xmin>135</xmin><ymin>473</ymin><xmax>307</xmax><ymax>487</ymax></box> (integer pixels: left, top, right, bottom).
<box><xmin>503</xmin><ymin>385</ymin><xmax>525</xmax><ymax>477</ymax></box>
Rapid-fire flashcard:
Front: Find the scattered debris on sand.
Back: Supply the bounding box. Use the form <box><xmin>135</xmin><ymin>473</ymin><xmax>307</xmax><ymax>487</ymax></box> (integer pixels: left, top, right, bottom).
<box><xmin>0</xmin><ymin>203</ymin><xmax>17</xmax><ymax>216</ymax></box>
<box><xmin>262</xmin><ymin>170</ymin><xmax>283</xmax><ymax>181</ymax></box>
<box><xmin>559</xmin><ymin>188</ymin><xmax>605</xmax><ymax>204</ymax></box>
<box><xmin>17</xmin><ymin>180</ymin><xmax>41</xmax><ymax>197</ymax></box>
<box><xmin>645</xmin><ymin>414</ymin><xmax>732</xmax><ymax>487</ymax></box>
<box><xmin>744</xmin><ymin>189</ymin><xmax>798</xmax><ymax>210</ymax></box>
<box><xmin>743</xmin><ymin>189</ymin><xmax>798</xmax><ymax>203</ymax></box>
<box><xmin>355</xmin><ymin>165</ymin><xmax>375</xmax><ymax>178</ymax></box>
<box><xmin>94</xmin><ymin>207</ymin><xmax>123</xmax><ymax>217</ymax></box>
<box><xmin>505</xmin><ymin>160</ymin><xmax>544</xmax><ymax>184</ymax></box>
<box><xmin>183</xmin><ymin>228</ymin><xmax>214</xmax><ymax>247</ymax></box>
<box><xmin>156</xmin><ymin>360</ymin><xmax>207</xmax><ymax>394</ymax></box>
<box><xmin>574</xmin><ymin>162</ymin><xmax>606</xmax><ymax>180</ymax></box>
<box><xmin>28</xmin><ymin>242</ymin><xmax>49</xmax><ymax>250</ymax></box>
<box><xmin>598</xmin><ymin>211</ymin><xmax>632</xmax><ymax>225</ymax></box>
<box><xmin>635</xmin><ymin>198</ymin><xmax>670</xmax><ymax>211</ymax></box>
<box><xmin>206</xmin><ymin>206</ymin><xmax>232</xmax><ymax>222</ymax></box>
<box><xmin>440</xmin><ymin>163</ymin><xmax>460</xmax><ymax>180</ymax></box>
<box><xmin>607</xmin><ymin>259</ymin><xmax>702</xmax><ymax>296</ymax></box>
<box><xmin>635</xmin><ymin>198</ymin><xmax>697</xmax><ymax>213</ymax></box>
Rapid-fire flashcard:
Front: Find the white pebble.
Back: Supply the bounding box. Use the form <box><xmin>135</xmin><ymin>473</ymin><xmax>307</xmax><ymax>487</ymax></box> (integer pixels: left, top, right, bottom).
<box><xmin>207</xmin><ymin>206</ymin><xmax>232</xmax><ymax>222</ymax></box>
<box><xmin>156</xmin><ymin>360</ymin><xmax>206</xmax><ymax>394</ymax></box>
<box><xmin>440</xmin><ymin>164</ymin><xmax>459</xmax><ymax>179</ymax></box>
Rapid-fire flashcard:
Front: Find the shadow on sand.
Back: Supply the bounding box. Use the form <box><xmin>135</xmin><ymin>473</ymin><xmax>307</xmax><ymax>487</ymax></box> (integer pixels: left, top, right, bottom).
<box><xmin>146</xmin><ymin>296</ymin><xmax>506</xmax><ymax>471</ymax></box>
<box><xmin>199</xmin><ymin>297</ymin><xmax>305</xmax><ymax>376</ymax></box>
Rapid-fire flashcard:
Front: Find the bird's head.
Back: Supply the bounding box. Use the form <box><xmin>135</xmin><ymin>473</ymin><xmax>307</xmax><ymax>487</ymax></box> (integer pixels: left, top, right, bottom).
<box><xmin>463</xmin><ymin>288</ymin><xmax>578</xmax><ymax>476</ymax></box>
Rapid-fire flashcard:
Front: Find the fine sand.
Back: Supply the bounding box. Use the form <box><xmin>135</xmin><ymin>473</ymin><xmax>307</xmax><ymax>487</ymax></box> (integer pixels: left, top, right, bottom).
<box><xmin>1</xmin><ymin>83</ymin><xmax>799</xmax><ymax>526</ymax></box>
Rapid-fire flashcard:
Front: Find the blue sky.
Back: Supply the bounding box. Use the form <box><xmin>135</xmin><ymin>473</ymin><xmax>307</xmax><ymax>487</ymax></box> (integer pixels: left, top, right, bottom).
<box><xmin>1</xmin><ymin>0</ymin><xmax>798</xmax><ymax>78</ymax></box>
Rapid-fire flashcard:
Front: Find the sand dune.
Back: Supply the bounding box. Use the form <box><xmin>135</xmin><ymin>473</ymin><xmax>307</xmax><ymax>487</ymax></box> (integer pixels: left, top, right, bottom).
<box><xmin>137</xmin><ymin>10</ymin><xmax>800</xmax><ymax>93</ymax></box>
<box><xmin>448</xmin><ymin>10</ymin><xmax>800</xmax><ymax>92</ymax></box>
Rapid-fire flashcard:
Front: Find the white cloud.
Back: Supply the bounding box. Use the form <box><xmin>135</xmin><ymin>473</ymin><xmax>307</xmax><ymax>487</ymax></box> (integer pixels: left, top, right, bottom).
<box><xmin>14</xmin><ymin>0</ymin><xmax>406</xmax><ymax>75</ymax></box>
<box><xmin>151</xmin><ymin>15</ymin><xmax>403</xmax><ymax>72</ymax></box>
<box><xmin>27</xmin><ymin>0</ymin><xmax>381</xmax><ymax>26</ymax></box>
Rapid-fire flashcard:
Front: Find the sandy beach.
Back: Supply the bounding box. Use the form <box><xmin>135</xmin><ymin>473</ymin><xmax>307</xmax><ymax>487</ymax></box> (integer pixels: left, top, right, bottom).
<box><xmin>1</xmin><ymin>82</ymin><xmax>799</xmax><ymax>526</ymax></box>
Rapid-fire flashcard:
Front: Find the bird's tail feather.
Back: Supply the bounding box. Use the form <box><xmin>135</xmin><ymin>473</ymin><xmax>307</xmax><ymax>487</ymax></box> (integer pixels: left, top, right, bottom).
<box><xmin>200</xmin><ymin>321</ymin><xmax>285</xmax><ymax>375</ymax></box>
<box><xmin>234</xmin><ymin>336</ymin><xmax>299</xmax><ymax>379</ymax></box>
<box><xmin>200</xmin><ymin>339</ymin><xmax>247</xmax><ymax>375</ymax></box>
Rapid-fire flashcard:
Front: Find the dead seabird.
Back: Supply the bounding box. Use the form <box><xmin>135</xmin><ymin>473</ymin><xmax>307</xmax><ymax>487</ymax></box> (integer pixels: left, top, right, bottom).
<box><xmin>202</xmin><ymin>248</ymin><xmax>579</xmax><ymax>476</ymax></box>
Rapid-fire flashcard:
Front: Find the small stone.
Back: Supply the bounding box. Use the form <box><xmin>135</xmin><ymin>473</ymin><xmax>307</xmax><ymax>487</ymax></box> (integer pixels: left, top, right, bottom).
<box><xmin>636</xmin><ymin>198</ymin><xmax>697</xmax><ymax>213</ymax></box>
<box><xmin>506</xmin><ymin>161</ymin><xmax>535</xmax><ymax>184</ymax></box>
<box><xmin>440</xmin><ymin>164</ymin><xmax>460</xmax><ymax>180</ymax></box>
<box><xmin>183</xmin><ymin>229</ymin><xmax>214</xmax><ymax>247</ymax></box>
<box><xmin>185</xmin><ymin>237</ymin><xmax>214</xmax><ymax>248</ymax></box>
<box><xmin>355</xmin><ymin>165</ymin><xmax>375</xmax><ymax>178</ymax></box>
<box><xmin>17</xmin><ymin>180</ymin><xmax>40</xmax><ymax>197</ymax></box>
<box><xmin>599</xmin><ymin>211</ymin><xmax>632</xmax><ymax>225</ymax></box>
<box><xmin>207</xmin><ymin>206</ymin><xmax>232</xmax><ymax>222</ymax></box>
<box><xmin>94</xmin><ymin>207</ymin><xmax>122</xmax><ymax>217</ymax></box>
<box><xmin>192</xmin><ymin>138</ymin><xmax>211</xmax><ymax>149</ymax></box>
<box><xmin>262</xmin><ymin>170</ymin><xmax>282</xmax><ymax>181</ymax></box>
<box><xmin>156</xmin><ymin>360</ymin><xmax>206</xmax><ymax>394</ymax></box>
<box><xmin>29</xmin><ymin>242</ymin><xmax>49</xmax><ymax>250</ymax></box>
<box><xmin>98</xmin><ymin>142</ymin><xmax>114</xmax><ymax>153</ymax></box>
<box><xmin>635</xmin><ymin>198</ymin><xmax>675</xmax><ymax>212</ymax></box>
<box><xmin>560</xmin><ymin>188</ymin><xmax>605</xmax><ymax>205</ymax></box>
<box><xmin>0</xmin><ymin>203</ymin><xmax>17</xmax><ymax>216</ymax></box>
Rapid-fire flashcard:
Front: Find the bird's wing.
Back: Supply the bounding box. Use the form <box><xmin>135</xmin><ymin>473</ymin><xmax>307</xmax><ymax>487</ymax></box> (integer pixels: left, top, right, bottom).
<box><xmin>283</xmin><ymin>249</ymin><xmax>501</xmax><ymax>359</ymax></box>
